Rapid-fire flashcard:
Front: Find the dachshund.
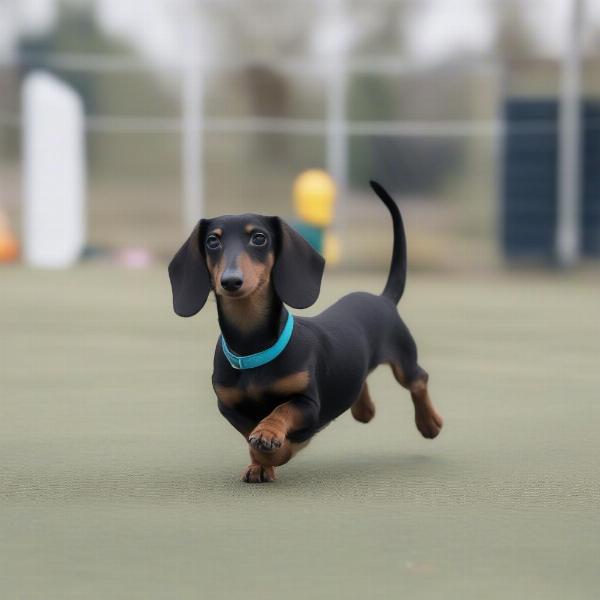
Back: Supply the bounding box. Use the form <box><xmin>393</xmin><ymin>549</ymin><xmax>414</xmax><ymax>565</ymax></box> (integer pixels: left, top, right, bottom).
<box><xmin>168</xmin><ymin>181</ymin><xmax>443</xmax><ymax>483</ymax></box>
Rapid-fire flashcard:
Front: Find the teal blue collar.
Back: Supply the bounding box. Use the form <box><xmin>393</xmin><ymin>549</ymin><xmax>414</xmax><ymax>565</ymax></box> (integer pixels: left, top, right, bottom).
<box><xmin>220</xmin><ymin>313</ymin><xmax>294</xmax><ymax>370</ymax></box>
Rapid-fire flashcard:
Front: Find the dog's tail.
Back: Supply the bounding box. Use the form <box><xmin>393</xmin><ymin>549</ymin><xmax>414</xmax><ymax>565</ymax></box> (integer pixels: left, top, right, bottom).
<box><xmin>369</xmin><ymin>180</ymin><xmax>407</xmax><ymax>304</ymax></box>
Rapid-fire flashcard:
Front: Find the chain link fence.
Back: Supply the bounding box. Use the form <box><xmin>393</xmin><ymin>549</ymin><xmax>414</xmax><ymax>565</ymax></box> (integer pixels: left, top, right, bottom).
<box><xmin>1</xmin><ymin>0</ymin><xmax>599</xmax><ymax>269</ymax></box>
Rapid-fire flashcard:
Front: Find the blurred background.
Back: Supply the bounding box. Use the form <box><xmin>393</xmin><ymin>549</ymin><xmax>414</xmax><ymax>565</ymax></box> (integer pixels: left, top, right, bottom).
<box><xmin>1</xmin><ymin>0</ymin><xmax>599</xmax><ymax>271</ymax></box>
<box><xmin>2</xmin><ymin>3</ymin><xmax>600</xmax><ymax>599</ymax></box>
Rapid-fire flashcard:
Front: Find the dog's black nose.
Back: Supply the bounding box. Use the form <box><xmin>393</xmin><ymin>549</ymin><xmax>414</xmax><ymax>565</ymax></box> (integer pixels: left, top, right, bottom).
<box><xmin>221</xmin><ymin>271</ymin><xmax>243</xmax><ymax>292</ymax></box>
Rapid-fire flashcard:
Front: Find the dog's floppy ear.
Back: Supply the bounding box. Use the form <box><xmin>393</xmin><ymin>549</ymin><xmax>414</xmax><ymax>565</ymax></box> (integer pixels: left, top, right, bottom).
<box><xmin>270</xmin><ymin>217</ymin><xmax>325</xmax><ymax>309</ymax></box>
<box><xmin>168</xmin><ymin>220</ymin><xmax>211</xmax><ymax>317</ymax></box>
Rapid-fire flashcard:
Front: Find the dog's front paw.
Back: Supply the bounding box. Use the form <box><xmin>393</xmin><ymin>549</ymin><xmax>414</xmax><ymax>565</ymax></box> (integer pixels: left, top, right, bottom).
<box><xmin>248</xmin><ymin>426</ymin><xmax>284</xmax><ymax>453</ymax></box>
<box><xmin>415</xmin><ymin>408</ymin><xmax>443</xmax><ymax>439</ymax></box>
<box><xmin>241</xmin><ymin>463</ymin><xmax>276</xmax><ymax>483</ymax></box>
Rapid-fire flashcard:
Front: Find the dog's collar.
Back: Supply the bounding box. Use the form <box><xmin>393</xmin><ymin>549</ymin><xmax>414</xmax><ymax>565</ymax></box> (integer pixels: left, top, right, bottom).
<box><xmin>220</xmin><ymin>312</ymin><xmax>295</xmax><ymax>370</ymax></box>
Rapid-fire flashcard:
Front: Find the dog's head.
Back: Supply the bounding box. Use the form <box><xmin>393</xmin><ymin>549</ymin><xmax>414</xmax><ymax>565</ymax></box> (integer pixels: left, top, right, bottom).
<box><xmin>168</xmin><ymin>215</ymin><xmax>325</xmax><ymax>317</ymax></box>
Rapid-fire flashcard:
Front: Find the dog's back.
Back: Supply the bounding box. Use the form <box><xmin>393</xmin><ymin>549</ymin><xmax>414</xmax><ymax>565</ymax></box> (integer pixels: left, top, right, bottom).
<box><xmin>295</xmin><ymin>293</ymin><xmax>417</xmax><ymax>427</ymax></box>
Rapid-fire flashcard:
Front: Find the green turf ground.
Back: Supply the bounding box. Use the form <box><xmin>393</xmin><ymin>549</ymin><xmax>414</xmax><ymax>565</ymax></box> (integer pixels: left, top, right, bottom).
<box><xmin>1</xmin><ymin>265</ymin><xmax>599</xmax><ymax>599</ymax></box>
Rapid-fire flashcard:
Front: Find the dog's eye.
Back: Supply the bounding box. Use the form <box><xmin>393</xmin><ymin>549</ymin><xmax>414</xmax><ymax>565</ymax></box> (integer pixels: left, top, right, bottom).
<box><xmin>250</xmin><ymin>232</ymin><xmax>267</xmax><ymax>247</ymax></box>
<box><xmin>206</xmin><ymin>234</ymin><xmax>221</xmax><ymax>250</ymax></box>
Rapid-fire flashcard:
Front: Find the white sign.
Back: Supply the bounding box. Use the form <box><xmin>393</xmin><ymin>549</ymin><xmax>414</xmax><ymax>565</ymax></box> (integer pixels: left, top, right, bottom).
<box><xmin>23</xmin><ymin>72</ymin><xmax>86</xmax><ymax>268</ymax></box>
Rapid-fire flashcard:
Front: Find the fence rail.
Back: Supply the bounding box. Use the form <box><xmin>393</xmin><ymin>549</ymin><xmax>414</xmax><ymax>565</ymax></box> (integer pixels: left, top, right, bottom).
<box><xmin>4</xmin><ymin>111</ymin><xmax>600</xmax><ymax>136</ymax></box>
<box><xmin>0</xmin><ymin>52</ymin><xmax>500</xmax><ymax>76</ymax></box>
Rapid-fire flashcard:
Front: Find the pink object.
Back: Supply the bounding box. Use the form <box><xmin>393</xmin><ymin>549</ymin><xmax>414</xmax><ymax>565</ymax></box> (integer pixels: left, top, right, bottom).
<box><xmin>115</xmin><ymin>247</ymin><xmax>154</xmax><ymax>269</ymax></box>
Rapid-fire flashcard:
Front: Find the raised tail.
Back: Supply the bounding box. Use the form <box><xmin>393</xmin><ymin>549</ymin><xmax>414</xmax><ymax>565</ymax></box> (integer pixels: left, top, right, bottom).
<box><xmin>369</xmin><ymin>180</ymin><xmax>407</xmax><ymax>304</ymax></box>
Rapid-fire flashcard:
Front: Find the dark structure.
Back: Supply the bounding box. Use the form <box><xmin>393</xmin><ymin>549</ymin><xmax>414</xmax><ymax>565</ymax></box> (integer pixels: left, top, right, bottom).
<box><xmin>502</xmin><ymin>98</ymin><xmax>600</xmax><ymax>260</ymax></box>
<box><xmin>582</xmin><ymin>102</ymin><xmax>600</xmax><ymax>257</ymax></box>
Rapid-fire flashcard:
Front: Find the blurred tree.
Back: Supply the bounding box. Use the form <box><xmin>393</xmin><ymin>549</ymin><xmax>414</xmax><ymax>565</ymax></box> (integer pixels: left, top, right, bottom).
<box><xmin>348</xmin><ymin>0</ymin><xmax>415</xmax><ymax>57</ymax></box>
<box><xmin>493</xmin><ymin>1</ymin><xmax>563</xmax><ymax>97</ymax></box>
<box><xmin>16</xmin><ymin>4</ymin><xmax>178</xmax><ymax>175</ymax></box>
<box><xmin>240</xmin><ymin>63</ymin><xmax>290</xmax><ymax>157</ymax></box>
<box><xmin>348</xmin><ymin>71</ymin><xmax>464</xmax><ymax>194</ymax></box>
<box><xmin>347</xmin><ymin>2</ymin><xmax>467</xmax><ymax>195</ymax></box>
<box><xmin>17</xmin><ymin>7</ymin><xmax>104</xmax><ymax>116</ymax></box>
<box><xmin>203</xmin><ymin>1</ymin><xmax>316</xmax><ymax>160</ymax></box>
<box><xmin>493</xmin><ymin>0</ymin><xmax>537</xmax><ymax>61</ymax></box>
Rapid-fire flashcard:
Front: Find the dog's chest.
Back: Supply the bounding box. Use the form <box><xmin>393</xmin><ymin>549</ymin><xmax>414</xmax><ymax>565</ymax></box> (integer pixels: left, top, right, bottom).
<box><xmin>214</xmin><ymin>370</ymin><xmax>309</xmax><ymax>411</ymax></box>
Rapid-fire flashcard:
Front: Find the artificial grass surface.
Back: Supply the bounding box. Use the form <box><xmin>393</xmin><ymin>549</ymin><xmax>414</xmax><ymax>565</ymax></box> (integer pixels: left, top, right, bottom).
<box><xmin>1</xmin><ymin>265</ymin><xmax>599</xmax><ymax>599</ymax></box>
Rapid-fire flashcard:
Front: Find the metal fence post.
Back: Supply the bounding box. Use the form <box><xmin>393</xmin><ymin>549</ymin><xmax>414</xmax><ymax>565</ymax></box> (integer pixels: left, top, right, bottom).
<box><xmin>181</xmin><ymin>5</ymin><xmax>204</xmax><ymax>232</ymax></box>
<box><xmin>325</xmin><ymin>0</ymin><xmax>348</xmax><ymax>216</ymax></box>
<box><xmin>557</xmin><ymin>0</ymin><xmax>583</xmax><ymax>266</ymax></box>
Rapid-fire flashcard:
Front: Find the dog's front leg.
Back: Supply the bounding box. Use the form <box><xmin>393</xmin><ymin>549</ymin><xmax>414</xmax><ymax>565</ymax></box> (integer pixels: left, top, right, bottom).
<box><xmin>248</xmin><ymin>394</ymin><xmax>318</xmax><ymax>454</ymax></box>
<box><xmin>242</xmin><ymin>395</ymin><xmax>318</xmax><ymax>482</ymax></box>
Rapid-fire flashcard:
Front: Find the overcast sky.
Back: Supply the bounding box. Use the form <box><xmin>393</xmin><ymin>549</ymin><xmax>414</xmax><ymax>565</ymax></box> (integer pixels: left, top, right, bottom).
<box><xmin>2</xmin><ymin>0</ymin><xmax>600</xmax><ymax>64</ymax></box>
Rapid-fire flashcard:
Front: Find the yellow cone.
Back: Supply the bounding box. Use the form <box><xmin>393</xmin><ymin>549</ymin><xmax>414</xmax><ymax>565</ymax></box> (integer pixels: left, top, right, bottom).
<box><xmin>293</xmin><ymin>169</ymin><xmax>336</xmax><ymax>228</ymax></box>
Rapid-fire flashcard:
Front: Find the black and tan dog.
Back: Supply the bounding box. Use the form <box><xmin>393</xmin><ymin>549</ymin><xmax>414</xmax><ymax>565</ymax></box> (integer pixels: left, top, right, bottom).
<box><xmin>168</xmin><ymin>181</ymin><xmax>443</xmax><ymax>483</ymax></box>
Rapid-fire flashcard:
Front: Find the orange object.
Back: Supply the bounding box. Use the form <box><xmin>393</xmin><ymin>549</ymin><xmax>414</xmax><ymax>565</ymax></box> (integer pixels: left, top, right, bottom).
<box><xmin>0</xmin><ymin>232</ymin><xmax>19</xmax><ymax>262</ymax></box>
<box><xmin>0</xmin><ymin>211</ymin><xmax>19</xmax><ymax>262</ymax></box>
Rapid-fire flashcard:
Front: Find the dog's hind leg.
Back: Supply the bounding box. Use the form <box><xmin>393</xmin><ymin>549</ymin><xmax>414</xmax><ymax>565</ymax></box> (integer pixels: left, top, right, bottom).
<box><xmin>390</xmin><ymin>363</ymin><xmax>443</xmax><ymax>439</ymax></box>
<box><xmin>407</xmin><ymin>368</ymin><xmax>443</xmax><ymax>439</ymax></box>
<box><xmin>351</xmin><ymin>382</ymin><xmax>376</xmax><ymax>423</ymax></box>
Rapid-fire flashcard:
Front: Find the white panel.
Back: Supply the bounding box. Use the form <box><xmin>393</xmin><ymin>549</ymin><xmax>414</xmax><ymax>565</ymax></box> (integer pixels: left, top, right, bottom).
<box><xmin>23</xmin><ymin>72</ymin><xmax>86</xmax><ymax>268</ymax></box>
